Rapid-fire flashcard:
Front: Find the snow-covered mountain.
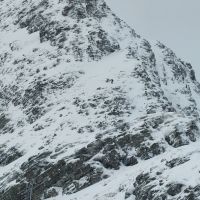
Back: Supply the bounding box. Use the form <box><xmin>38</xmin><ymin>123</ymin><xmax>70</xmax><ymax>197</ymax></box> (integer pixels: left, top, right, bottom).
<box><xmin>0</xmin><ymin>0</ymin><xmax>200</xmax><ymax>199</ymax></box>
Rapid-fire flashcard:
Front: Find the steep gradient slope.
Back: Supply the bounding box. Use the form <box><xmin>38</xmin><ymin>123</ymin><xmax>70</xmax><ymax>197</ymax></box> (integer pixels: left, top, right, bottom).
<box><xmin>0</xmin><ymin>0</ymin><xmax>200</xmax><ymax>200</ymax></box>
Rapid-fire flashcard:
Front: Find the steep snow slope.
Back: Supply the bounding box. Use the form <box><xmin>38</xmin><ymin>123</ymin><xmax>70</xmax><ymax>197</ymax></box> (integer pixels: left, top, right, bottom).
<box><xmin>0</xmin><ymin>0</ymin><xmax>200</xmax><ymax>200</ymax></box>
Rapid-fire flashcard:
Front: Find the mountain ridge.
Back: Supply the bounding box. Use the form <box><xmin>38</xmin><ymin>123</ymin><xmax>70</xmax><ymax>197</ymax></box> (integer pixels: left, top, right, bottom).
<box><xmin>0</xmin><ymin>0</ymin><xmax>200</xmax><ymax>200</ymax></box>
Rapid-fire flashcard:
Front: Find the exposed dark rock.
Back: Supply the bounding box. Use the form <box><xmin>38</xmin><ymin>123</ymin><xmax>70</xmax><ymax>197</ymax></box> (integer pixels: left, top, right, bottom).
<box><xmin>0</xmin><ymin>183</ymin><xmax>28</xmax><ymax>200</ymax></box>
<box><xmin>133</xmin><ymin>173</ymin><xmax>158</xmax><ymax>200</ymax></box>
<box><xmin>190</xmin><ymin>69</ymin><xmax>196</xmax><ymax>81</ymax></box>
<box><xmin>96</xmin><ymin>148</ymin><xmax>121</xmax><ymax>170</ymax></box>
<box><xmin>122</xmin><ymin>155</ymin><xmax>138</xmax><ymax>166</ymax></box>
<box><xmin>166</xmin><ymin>157</ymin><xmax>190</xmax><ymax>168</ymax></box>
<box><xmin>87</xmin><ymin>29</ymin><xmax>120</xmax><ymax>59</ymax></box>
<box><xmin>0</xmin><ymin>147</ymin><xmax>23</xmax><ymax>166</ymax></box>
<box><xmin>134</xmin><ymin>173</ymin><xmax>155</xmax><ymax>186</ymax></box>
<box><xmin>133</xmin><ymin>171</ymin><xmax>191</xmax><ymax>200</ymax></box>
<box><xmin>60</xmin><ymin>160</ymin><xmax>103</xmax><ymax>194</ymax></box>
<box><xmin>136</xmin><ymin>143</ymin><xmax>165</xmax><ymax>160</ymax></box>
<box><xmin>117</xmin><ymin>132</ymin><xmax>150</xmax><ymax>149</ymax></box>
<box><xmin>75</xmin><ymin>122</ymin><xmax>165</xmax><ymax>170</ymax></box>
<box><xmin>181</xmin><ymin>185</ymin><xmax>200</xmax><ymax>200</ymax></box>
<box><xmin>62</xmin><ymin>5</ymin><xmax>74</xmax><ymax>17</ymax></box>
<box><xmin>18</xmin><ymin>73</ymin><xmax>79</xmax><ymax>123</ymax></box>
<box><xmin>186</xmin><ymin>121</ymin><xmax>198</xmax><ymax>142</ymax></box>
<box><xmin>16</xmin><ymin>0</ymin><xmax>49</xmax><ymax>32</ymax></box>
<box><xmin>0</xmin><ymin>0</ymin><xmax>200</xmax><ymax>199</ymax></box>
<box><xmin>62</xmin><ymin>4</ymin><xmax>87</xmax><ymax>19</ymax></box>
<box><xmin>2</xmin><ymin>157</ymin><xmax>103</xmax><ymax>200</ymax></box>
<box><xmin>165</xmin><ymin>125</ymin><xmax>197</xmax><ymax>148</ymax></box>
<box><xmin>39</xmin><ymin>21</ymin><xmax>68</xmax><ymax>45</ymax></box>
<box><xmin>75</xmin><ymin>129</ymin><xmax>159</xmax><ymax>169</ymax></box>
<box><xmin>75</xmin><ymin>139</ymin><xmax>104</xmax><ymax>162</ymax></box>
<box><xmin>167</xmin><ymin>183</ymin><xmax>183</xmax><ymax>196</ymax></box>
<box><xmin>0</xmin><ymin>114</ymin><xmax>10</xmax><ymax>130</ymax></box>
<box><xmin>44</xmin><ymin>188</ymin><xmax>58</xmax><ymax>199</ymax></box>
<box><xmin>12</xmin><ymin>0</ymin><xmax>120</xmax><ymax>61</ymax></box>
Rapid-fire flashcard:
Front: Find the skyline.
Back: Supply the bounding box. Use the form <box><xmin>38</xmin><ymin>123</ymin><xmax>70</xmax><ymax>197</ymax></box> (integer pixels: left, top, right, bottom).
<box><xmin>106</xmin><ymin>0</ymin><xmax>200</xmax><ymax>78</ymax></box>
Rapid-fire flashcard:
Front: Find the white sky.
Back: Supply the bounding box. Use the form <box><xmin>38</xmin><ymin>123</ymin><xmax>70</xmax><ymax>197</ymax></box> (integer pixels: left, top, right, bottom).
<box><xmin>106</xmin><ymin>0</ymin><xmax>200</xmax><ymax>76</ymax></box>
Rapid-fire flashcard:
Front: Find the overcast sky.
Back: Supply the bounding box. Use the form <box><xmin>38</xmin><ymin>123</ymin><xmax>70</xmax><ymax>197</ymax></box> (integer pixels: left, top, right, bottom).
<box><xmin>106</xmin><ymin>0</ymin><xmax>200</xmax><ymax>76</ymax></box>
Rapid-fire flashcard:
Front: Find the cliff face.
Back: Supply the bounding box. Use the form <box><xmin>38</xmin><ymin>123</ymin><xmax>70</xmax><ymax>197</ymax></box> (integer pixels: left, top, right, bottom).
<box><xmin>0</xmin><ymin>0</ymin><xmax>200</xmax><ymax>200</ymax></box>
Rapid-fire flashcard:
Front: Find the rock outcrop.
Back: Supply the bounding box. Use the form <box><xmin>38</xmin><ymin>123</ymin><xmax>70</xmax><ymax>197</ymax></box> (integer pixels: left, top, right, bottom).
<box><xmin>0</xmin><ymin>0</ymin><xmax>200</xmax><ymax>200</ymax></box>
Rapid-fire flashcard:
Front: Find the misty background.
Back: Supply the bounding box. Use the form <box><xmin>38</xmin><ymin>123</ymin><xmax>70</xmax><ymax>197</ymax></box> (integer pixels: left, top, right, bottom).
<box><xmin>106</xmin><ymin>0</ymin><xmax>200</xmax><ymax>79</ymax></box>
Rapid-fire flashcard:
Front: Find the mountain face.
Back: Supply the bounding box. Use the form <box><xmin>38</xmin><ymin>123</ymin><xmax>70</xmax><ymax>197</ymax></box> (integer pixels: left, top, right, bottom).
<box><xmin>0</xmin><ymin>0</ymin><xmax>200</xmax><ymax>200</ymax></box>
